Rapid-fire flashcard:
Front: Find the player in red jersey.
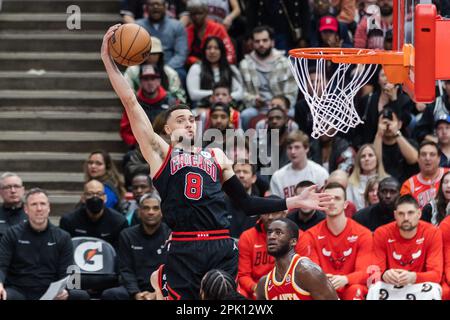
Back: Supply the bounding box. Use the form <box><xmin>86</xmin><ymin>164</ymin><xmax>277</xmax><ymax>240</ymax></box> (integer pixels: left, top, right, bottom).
<box><xmin>255</xmin><ymin>218</ymin><xmax>338</xmax><ymax>300</ymax></box>
<box><xmin>302</xmin><ymin>182</ymin><xmax>373</xmax><ymax>300</ymax></box>
<box><xmin>373</xmin><ymin>195</ymin><xmax>443</xmax><ymax>287</ymax></box>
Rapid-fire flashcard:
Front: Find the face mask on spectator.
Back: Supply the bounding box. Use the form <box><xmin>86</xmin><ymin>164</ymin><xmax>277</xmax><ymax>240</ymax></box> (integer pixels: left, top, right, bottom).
<box><xmin>85</xmin><ymin>197</ymin><xmax>104</xmax><ymax>214</ymax></box>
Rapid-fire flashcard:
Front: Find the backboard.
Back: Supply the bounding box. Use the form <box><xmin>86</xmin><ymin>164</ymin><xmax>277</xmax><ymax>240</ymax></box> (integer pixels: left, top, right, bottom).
<box><xmin>394</xmin><ymin>0</ymin><xmax>450</xmax><ymax>102</ymax></box>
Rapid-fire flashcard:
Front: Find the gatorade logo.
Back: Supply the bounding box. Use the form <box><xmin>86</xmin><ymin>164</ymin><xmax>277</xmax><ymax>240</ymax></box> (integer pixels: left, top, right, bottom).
<box><xmin>74</xmin><ymin>241</ymin><xmax>103</xmax><ymax>272</ymax></box>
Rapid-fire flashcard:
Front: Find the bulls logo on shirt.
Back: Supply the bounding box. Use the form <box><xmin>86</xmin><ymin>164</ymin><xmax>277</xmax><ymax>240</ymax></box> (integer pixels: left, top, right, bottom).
<box><xmin>392</xmin><ymin>249</ymin><xmax>422</xmax><ymax>266</ymax></box>
<box><xmin>321</xmin><ymin>247</ymin><xmax>353</xmax><ymax>270</ymax></box>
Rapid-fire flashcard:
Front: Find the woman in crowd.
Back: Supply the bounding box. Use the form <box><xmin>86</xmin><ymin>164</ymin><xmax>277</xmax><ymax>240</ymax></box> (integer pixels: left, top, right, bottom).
<box><xmin>186</xmin><ymin>36</ymin><xmax>243</xmax><ymax>106</ymax></box>
<box><xmin>347</xmin><ymin>144</ymin><xmax>388</xmax><ymax>210</ymax></box>
<box><xmin>84</xmin><ymin>150</ymin><xmax>126</xmax><ymax>211</ymax></box>
<box><xmin>422</xmin><ymin>171</ymin><xmax>450</xmax><ymax>225</ymax></box>
<box><xmin>363</xmin><ymin>176</ymin><xmax>381</xmax><ymax>208</ymax></box>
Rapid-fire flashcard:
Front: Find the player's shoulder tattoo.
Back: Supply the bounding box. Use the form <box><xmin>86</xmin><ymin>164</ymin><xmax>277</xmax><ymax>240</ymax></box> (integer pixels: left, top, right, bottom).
<box><xmin>297</xmin><ymin>257</ymin><xmax>323</xmax><ymax>274</ymax></box>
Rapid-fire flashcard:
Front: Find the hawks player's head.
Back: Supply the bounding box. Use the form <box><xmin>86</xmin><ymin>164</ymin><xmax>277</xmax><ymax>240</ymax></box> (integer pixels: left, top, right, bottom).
<box><xmin>266</xmin><ymin>218</ymin><xmax>299</xmax><ymax>258</ymax></box>
<box><xmin>394</xmin><ymin>194</ymin><xmax>421</xmax><ymax>233</ymax></box>
<box><xmin>163</xmin><ymin>104</ymin><xmax>196</xmax><ymax>145</ymax></box>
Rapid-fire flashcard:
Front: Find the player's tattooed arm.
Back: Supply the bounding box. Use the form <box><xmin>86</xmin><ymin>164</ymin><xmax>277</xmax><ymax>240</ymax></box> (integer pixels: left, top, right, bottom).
<box><xmin>101</xmin><ymin>25</ymin><xmax>169</xmax><ymax>169</ymax></box>
<box><xmin>296</xmin><ymin>258</ymin><xmax>339</xmax><ymax>300</ymax></box>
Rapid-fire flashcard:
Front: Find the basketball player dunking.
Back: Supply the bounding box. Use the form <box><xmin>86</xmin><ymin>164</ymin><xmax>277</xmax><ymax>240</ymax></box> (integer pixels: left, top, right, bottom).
<box><xmin>256</xmin><ymin>218</ymin><xmax>338</xmax><ymax>300</ymax></box>
<box><xmin>101</xmin><ymin>25</ymin><xmax>334</xmax><ymax>299</ymax></box>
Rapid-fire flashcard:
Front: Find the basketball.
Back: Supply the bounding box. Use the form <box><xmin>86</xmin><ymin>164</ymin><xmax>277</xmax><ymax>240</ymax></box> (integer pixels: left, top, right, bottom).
<box><xmin>109</xmin><ymin>24</ymin><xmax>152</xmax><ymax>67</ymax></box>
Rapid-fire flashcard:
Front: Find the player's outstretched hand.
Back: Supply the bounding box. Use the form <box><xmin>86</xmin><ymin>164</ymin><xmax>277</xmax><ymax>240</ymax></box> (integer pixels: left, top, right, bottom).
<box><xmin>286</xmin><ymin>185</ymin><xmax>334</xmax><ymax>211</ymax></box>
<box><xmin>101</xmin><ymin>24</ymin><xmax>121</xmax><ymax>60</ymax></box>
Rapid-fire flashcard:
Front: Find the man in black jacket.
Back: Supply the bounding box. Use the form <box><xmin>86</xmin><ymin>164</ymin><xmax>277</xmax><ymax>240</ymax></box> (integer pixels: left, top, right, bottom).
<box><xmin>0</xmin><ymin>188</ymin><xmax>89</xmax><ymax>300</ymax></box>
<box><xmin>60</xmin><ymin>179</ymin><xmax>128</xmax><ymax>248</ymax></box>
<box><xmin>352</xmin><ymin>177</ymin><xmax>400</xmax><ymax>232</ymax></box>
<box><xmin>101</xmin><ymin>192</ymin><xmax>170</xmax><ymax>300</ymax></box>
<box><xmin>0</xmin><ymin>172</ymin><xmax>27</xmax><ymax>239</ymax></box>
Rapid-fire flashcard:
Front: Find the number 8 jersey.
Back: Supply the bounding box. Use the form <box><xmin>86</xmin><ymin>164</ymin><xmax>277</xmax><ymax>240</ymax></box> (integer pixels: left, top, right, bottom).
<box><xmin>153</xmin><ymin>146</ymin><xmax>230</xmax><ymax>232</ymax></box>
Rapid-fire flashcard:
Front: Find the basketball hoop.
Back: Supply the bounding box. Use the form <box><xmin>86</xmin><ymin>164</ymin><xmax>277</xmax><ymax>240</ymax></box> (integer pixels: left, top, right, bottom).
<box><xmin>289</xmin><ymin>47</ymin><xmax>410</xmax><ymax>139</ymax></box>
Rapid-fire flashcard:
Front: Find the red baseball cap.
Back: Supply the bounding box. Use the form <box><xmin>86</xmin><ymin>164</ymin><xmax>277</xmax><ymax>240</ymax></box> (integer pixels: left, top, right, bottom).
<box><xmin>319</xmin><ymin>16</ymin><xmax>339</xmax><ymax>33</ymax></box>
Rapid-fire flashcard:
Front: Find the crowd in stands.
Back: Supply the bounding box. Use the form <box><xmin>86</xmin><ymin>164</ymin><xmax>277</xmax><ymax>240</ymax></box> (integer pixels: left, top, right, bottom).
<box><xmin>2</xmin><ymin>0</ymin><xmax>450</xmax><ymax>300</ymax></box>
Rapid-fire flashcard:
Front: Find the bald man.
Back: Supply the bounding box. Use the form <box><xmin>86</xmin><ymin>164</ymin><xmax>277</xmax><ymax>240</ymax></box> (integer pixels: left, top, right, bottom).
<box><xmin>60</xmin><ymin>179</ymin><xmax>128</xmax><ymax>248</ymax></box>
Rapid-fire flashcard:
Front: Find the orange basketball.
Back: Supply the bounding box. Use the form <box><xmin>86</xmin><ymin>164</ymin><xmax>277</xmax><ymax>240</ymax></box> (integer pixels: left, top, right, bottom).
<box><xmin>109</xmin><ymin>24</ymin><xmax>152</xmax><ymax>67</ymax></box>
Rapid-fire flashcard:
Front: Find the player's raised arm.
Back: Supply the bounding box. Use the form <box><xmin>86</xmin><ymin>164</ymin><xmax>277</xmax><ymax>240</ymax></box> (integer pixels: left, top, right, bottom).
<box><xmin>213</xmin><ymin>148</ymin><xmax>334</xmax><ymax>215</ymax></box>
<box><xmin>100</xmin><ymin>25</ymin><xmax>169</xmax><ymax>169</ymax></box>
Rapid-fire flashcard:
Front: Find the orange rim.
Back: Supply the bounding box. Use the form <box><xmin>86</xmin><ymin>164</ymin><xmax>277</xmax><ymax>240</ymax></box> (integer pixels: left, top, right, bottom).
<box><xmin>288</xmin><ymin>46</ymin><xmax>413</xmax><ymax>84</ymax></box>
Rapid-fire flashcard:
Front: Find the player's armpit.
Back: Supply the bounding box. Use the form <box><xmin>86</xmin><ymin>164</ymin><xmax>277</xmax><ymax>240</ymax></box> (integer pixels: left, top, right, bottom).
<box><xmin>296</xmin><ymin>258</ymin><xmax>339</xmax><ymax>300</ymax></box>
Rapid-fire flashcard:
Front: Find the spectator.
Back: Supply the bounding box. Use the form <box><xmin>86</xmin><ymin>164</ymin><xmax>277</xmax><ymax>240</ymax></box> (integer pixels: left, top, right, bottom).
<box><xmin>208</xmin><ymin>82</ymin><xmax>241</xmax><ymax>129</ymax></box>
<box><xmin>352</xmin><ymin>176</ymin><xmax>400</xmax><ymax>232</ymax></box>
<box><xmin>370</xmin><ymin>195</ymin><xmax>443</xmax><ymax>300</ymax></box>
<box><xmin>186</xmin><ymin>36</ymin><xmax>243</xmax><ymax>105</ymax></box>
<box><xmin>254</xmin><ymin>106</ymin><xmax>292</xmax><ymax>171</ymax></box>
<box><xmin>0</xmin><ymin>172</ymin><xmax>27</xmax><ymax>239</ymax></box>
<box><xmin>400</xmin><ymin>141</ymin><xmax>449</xmax><ymax>209</ymax></box>
<box><xmin>354</xmin><ymin>67</ymin><xmax>414</xmax><ymax>148</ymax></box>
<box><xmin>179</xmin><ymin>0</ymin><xmax>242</xmax><ymax>30</ymax></box>
<box><xmin>238</xmin><ymin>196</ymin><xmax>304</xmax><ymax>299</ymax></box>
<box><xmin>0</xmin><ymin>188</ymin><xmax>89</xmax><ymax>300</ymax></box>
<box><xmin>84</xmin><ymin>150</ymin><xmax>126</xmax><ymax>211</ymax></box>
<box><xmin>422</xmin><ymin>171</ymin><xmax>450</xmax><ymax>225</ymax></box>
<box><xmin>202</xmin><ymin>102</ymin><xmax>231</xmax><ymax>149</ymax></box>
<box><xmin>330</xmin><ymin>0</ymin><xmax>357</xmax><ymax>25</ymax></box>
<box><xmin>270</xmin><ymin>130</ymin><xmax>329</xmax><ymax>198</ymax></box>
<box><xmin>200</xmin><ymin>269</ymin><xmax>245</xmax><ymax>300</ymax></box>
<box><xmin>309</xmin><ymin>2</ymin><xmax>353</xmax><ymax>48</ymax></box>
<box><xmin>124</xmin><ymin>36</ymin><xmax>186</xmax><ymax>103</ymax></box>
<box><xmin>59</xmin><ymin>180</ymin><xmax>128</xmax><ymax>249</ymax></box>
<box><xmin>185</xmin><ymin>0</ymin><xmax>236</xmax><ymax>65</ymax></box>
<box><xmin>373</xmin><ymin>106</ymin><xmax>419</xmax><ymax>184</ymax></box>
<box><xmin>120</xmin><ymin>64</ymin><xmax>176</xmax><ymax>146</ymax></box>
<box><xmin>435</xmin><ymin>114</ymin><xmax>450</xmax><ymax>168</ymax></box>
<box><xmin>363</xmin><ymin>176</ymin><xmax>381</xmax><ymax>208</ymax></box>
<box><xmin>354</xmin><ymin>0</ymin><xmax>393</xmax><ymax>49</ymax></box>
<box><xmin>347</xmin><ymin>144</ymin><xmax>388</xmax><ymax>210</ymax></box>
<box><xmin>120</xmin><ymin>0</ymin><xmax>147</xmax><ymax>23</ymax></box>
<box><xmin>245</xmin><ymin>0</ymin><xmax>310</xmax><ymax>51</ymax></box>
<box><xmin>255</xmin><ymin>95</ymin><xmax>298</xmax><ymax>131</ymax></box>
<box><xmin>239</xmin><ymin>25</ymin><xmax>298</xmax><ymax>130</ymax></box>
<box><xmin>314</xmin><ymin>15</ymin><xmax>353</xmax><ymax>48</ymax></box>
<box><xmin>225</xmin><ymin>163</ymin><xmax>259</xmax><ymax>239</ymax></box>
<box><xmin>415</xmin><ymin>80</ymin><xmax>450</xmax><ymax>143</ymax></box>
<box><xmin>439</xmin><ymin>215</ymin><xmax>450</xmax><ymax>300</ymax></box>
<box><xmin>287</xmin><ymin>181</ymin><xmax>326</xmax><ymax>231</ymax></box>
<box><xmin>101</xmin><ymin>192</ymin><xmax>170</xmax><ymax>300</ymax></box>
<box><xmin>310</xmin><ymin>133</ymin><xmax>356</xmax><ymax>174</ymax></box>
<box><xmin>137</xmin><ymin>0</ymin><xmax>188</xmax><ymax>81</ymax></box>
<box><xmin>326</xmin><ymin>169</ymin><xmax>358</xmax><ymax>218</ymax></box>
<box><xmin>124</xmin><ymin>146</ymin><xmax>150</xmax><ymax>188</ymax></box>
<box><xmin>302</xmin><ymin>182</ymin><xmax>373</xmax><ymax>300</ymax></box>
<box><xmin>123</xmin><ymin>174</ymin><xmax>154</xmax><ymax>226</ymax></box>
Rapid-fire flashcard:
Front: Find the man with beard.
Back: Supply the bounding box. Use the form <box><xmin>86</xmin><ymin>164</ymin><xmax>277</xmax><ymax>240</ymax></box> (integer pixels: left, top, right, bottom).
<box><xmin>101</xmin><ymin>192</ymin><xmax>171</xmax><ymax>300</ymax></box>
<box><xmin>137</xmin><ymin>0</ymin><xmax>188</xmax><ymax>81</ymax></box>
<box><xmin>239</xmin><ymin>25</ymin><xmax>298</xmax><ymax>130</ymax></box>
<box><xmin>123</xmin><ymin>174</ymin><xmax>154</xmax><ymax>226</ymax></box>
<box><xmin>354</xmin><ymin>0</ymin><xmax>394</xmax><ymax>49</ymax></box>
<box><xmin>59</xmin><ymin>180</ymin><xmax>128</xmax><ymax>249</ymax></box>
<box><xmin>255</xmin><ymin>218</ymin><xmax>338</xmax><ymax>300</ymax></box>
<box><xmin>353</xmin><ymin>177</ymin><xmax>400</xmax><ymax>232</ymax></box>
<box><xmin>120</xmin><ymin>64</ymin><xmax>176</xmax><ymax>146</ymax></box>
<box><xmin>368</xmin><ymin>195</ymin><xmax>443</xmax><ymax>300</ymax></box>
<box><xmin>203</xmin><ymin>103</ymin><xmax>231</xmax><ymax>149</ymax></box>
<box><xmin>287</xmin><ymin>181</ymin><xmax>326</xmax><ymax>231</ymax></box>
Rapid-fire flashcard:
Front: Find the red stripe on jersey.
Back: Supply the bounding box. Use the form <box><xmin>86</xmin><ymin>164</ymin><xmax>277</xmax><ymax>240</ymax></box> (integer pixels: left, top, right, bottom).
<box><xmin>153</xmin><ymin>145</ymin><xmax>173</xmax><ymax>181</ymax></box>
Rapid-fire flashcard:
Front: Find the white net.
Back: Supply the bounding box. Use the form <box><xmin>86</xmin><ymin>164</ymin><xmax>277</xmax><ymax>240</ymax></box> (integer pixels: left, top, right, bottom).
<box><xmin>289</xmin><ymin>53</ymin><xmax>378</xmax><ymax>139</ymax></box>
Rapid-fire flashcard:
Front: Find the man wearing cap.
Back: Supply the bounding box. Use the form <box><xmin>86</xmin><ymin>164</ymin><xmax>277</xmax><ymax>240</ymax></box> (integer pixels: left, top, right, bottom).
<box><xmin>436</xmin><ymin>114</ymin><xmax>450</xmax><ymax>168</ymax></box>
<box><xmin>317</xmin><ymin>16</ymin><xmax>344</xmax><ymax>48</ymax></box>
<box><xmin>124</xmin><ymin>36</ymin><xmax>185</xmax><ymax>103</ymax></box>
<box><xmin>203</xmin><ymin>102</ymin><xmax>231</xmax><ymax>149</ymax></box>
<box><xmin>120</xmin><ymin>63</ymin><xmax>177</xmax><ymax>146</ymax></box>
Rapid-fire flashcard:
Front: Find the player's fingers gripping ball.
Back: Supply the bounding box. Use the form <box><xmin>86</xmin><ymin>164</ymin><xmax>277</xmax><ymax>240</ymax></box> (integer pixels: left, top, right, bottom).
<box><xmin>109</xmin><ymin>23</ymin><xmax>152</xmax><ymax>66</ymax></box>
